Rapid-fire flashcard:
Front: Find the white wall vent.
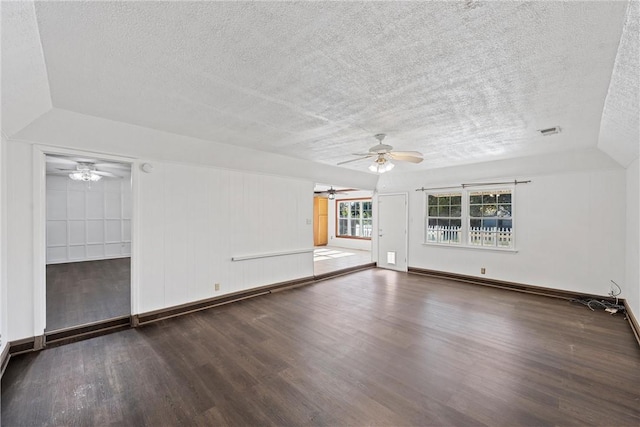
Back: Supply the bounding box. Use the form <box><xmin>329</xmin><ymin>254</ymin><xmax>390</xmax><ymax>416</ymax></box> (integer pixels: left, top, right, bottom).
<box><xmin>538</xmin><ymin>126</ymin><xmax>561</xmax><ymax>136</ymax></box>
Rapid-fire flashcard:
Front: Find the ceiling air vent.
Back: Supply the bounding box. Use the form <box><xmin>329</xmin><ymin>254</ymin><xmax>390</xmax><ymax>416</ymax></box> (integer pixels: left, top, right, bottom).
<box><xmin>538</xmin><ymin>126</ymin><xmax>561</xmax><ymax>136</ymax></box>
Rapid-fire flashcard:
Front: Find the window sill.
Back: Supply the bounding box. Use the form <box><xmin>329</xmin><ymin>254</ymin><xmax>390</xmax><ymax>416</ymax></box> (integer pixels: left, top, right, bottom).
<box><xmin>421</xmin><ymin>242</ymin><xmax>518</xmax><ymax>253</ymax></box>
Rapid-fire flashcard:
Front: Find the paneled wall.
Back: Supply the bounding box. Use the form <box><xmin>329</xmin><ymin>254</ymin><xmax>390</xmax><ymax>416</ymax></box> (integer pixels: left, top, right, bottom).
<box><xmin>137</xmin><ymin>162</ymin><xmax>314</xmax><ymax>313</ymax></box>
<box><xmin>46</xmin><ymin>174</ymin><xmax>131</xmax><ymax>264</ymax></box>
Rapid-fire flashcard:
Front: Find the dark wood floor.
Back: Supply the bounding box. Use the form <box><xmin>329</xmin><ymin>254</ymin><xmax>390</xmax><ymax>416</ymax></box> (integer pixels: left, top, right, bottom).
<box><xmin>4</xmin><ymin>269</ymin><xmax>639</xmax><ymax>426</ymax></box>
<box><xmin>46</xmin><ymin>258</ymin><xmax>131</xmax><ymax>331</ymax></box>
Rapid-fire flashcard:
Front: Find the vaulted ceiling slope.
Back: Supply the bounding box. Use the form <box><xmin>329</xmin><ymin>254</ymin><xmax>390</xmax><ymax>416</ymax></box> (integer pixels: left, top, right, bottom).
<box><xmin>1</xmin><ymin>1</ymin><xmax>51</xmax><ymax>136</ymax></box>
<box><xmin>2</xmin><ymin>1</ymin><xmax>638</xmax><ymax>173</ymax></box>
<box><xmin>598</xmin><ymin>0</ymin><xmax>639</xmax><ymax>167</ymax></box>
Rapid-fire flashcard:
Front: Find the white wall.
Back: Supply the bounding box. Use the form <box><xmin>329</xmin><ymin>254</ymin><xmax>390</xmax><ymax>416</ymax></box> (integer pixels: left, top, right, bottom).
<box><xmin>327</xmin><ymin>190</ymin><xmax>373</xmax><ymax>251</ymax></box>
<box><xmin>46</xmin><ymin>174</ymin><xmax>132</xmax><ymax>264</ymax></box>
<box><xmin>380</xmin><ymin>162</ymin><xmax>627</xmax><ymax>298</ymax></box>
<box><xmin>5</xmin><ymin>141</ymin><xmax>35</xmax><ymax>340</ymax></box>
<box><xmin>626</xmin><ymin>158</ymin><xmax>639</xmax><ymax>320</ymax></box>
<box><xmin>137</xmin><ymin>161</ymin><xmax>313</xmax><ymax>313</ymax></box>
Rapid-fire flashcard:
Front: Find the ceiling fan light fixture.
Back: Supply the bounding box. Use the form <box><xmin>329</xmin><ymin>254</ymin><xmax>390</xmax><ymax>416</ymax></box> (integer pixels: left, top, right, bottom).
<box><xmin>369</xmin><ymin>159</ymin><xmax>394</xmax><ymax>174</ymax></box>
<box><xmin>69</xmin><ymin>170</ymin><xmax>101</xmax><ymax>182</ymax></box>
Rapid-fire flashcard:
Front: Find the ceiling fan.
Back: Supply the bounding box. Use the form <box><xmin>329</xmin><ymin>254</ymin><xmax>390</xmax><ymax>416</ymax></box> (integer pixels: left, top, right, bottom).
<box><xmin>47</xmin><ymin>156</ymin><xmax>127</xmax><ymax>181</ymax></box>
<box><xmin>338</xmin><ymin>134</ymin><xmax>423</xmax><ymax>173</ymax></box>
<box><xmin>314</xmin><ymin>186</ymin><xmax>351</xmax><ymax>200</ymax></box>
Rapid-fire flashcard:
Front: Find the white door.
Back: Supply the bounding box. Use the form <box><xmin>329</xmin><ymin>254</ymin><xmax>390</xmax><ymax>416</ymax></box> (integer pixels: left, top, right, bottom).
<box><xmin>377</xmin><ymin>193</ymin><xmax>408</xmax><ymax>271</ymax></box>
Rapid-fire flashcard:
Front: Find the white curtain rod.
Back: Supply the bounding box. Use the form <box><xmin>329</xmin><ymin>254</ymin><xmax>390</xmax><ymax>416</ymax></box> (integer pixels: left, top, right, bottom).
<box><xmin>415</xmin><ymin>180</ymin><xmax>531</xmax><ymax>192</ymax></box>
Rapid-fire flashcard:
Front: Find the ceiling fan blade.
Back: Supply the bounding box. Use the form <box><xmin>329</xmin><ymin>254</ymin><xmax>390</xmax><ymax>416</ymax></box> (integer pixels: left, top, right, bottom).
<box><xmin>55</xmin><ymin>168</ymin><xmax>78</xmax><ymax>172</ymax></box>
<box><xmin>389</xmin><ymin>151</ymin><xmax>423</xmax><ymax>157</ymax></box>
<box><xmin>94</xmin><ymin>162</ymin><xmax>130</xmax><ymax>170</ymax></box>
<box><xmin>388</xmin><ymin>153</ymin><xmax>424</xmax><ymax>163</ymax></box>
<box><xmin>47</xmin><ymin>157</ymin><xmax>78</xmax><ymax>166</ymax></box>
<box><xmin>93</xmin><ymin>171</ymin><xmax>121</xmax><ymax>178</ymax></box>
<box><xmin>337</xmin><ymin>155</ymin><xmax>374</xmax><ymax>165</ymax></box>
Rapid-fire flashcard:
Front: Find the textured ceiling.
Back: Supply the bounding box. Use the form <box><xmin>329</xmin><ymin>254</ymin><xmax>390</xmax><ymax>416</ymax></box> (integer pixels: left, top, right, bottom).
<box><xmin>32</xmin><ymin>1</ymin><xmax>630</xmax><ymax>172</ymax></box>
<box><xmin>598</xmin><ymin>0</ymin><xmax>639</xmax><ymax>167</ymax></box>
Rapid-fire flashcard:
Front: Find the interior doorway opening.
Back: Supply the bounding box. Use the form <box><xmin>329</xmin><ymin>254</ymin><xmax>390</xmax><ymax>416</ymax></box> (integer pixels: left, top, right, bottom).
<box><xmin>45</xmin><ymin>154</ymin><xmax>132</xmax><ymax>332</ymax></box>
<box><xmin>312</xmin><ymin>184</ymin><xmax>373</xmax><ymax>276</ymax></box>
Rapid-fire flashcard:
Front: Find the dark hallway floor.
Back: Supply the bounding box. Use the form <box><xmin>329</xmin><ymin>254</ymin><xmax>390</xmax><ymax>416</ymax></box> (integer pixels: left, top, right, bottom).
<box><xmin>46</xmin><ymin>258</ymin><xmax>131</xmax><ymax>331</ymax></box>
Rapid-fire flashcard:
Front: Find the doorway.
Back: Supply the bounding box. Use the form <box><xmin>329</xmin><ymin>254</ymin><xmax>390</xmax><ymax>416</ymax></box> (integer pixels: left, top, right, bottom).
<box><xmin>44</xmin><ymin>154</ymin><xmax>132</xmax><ymax>332</ymax></box>
<box><xmin>377</xmin><ymin>193</ymin><xmax>408</xmax><ymax>272</ymax></box>
<box><xmin>313</xmin><ymin>184</ymin><xmax>373</xmax><ymax>275</ymax></box>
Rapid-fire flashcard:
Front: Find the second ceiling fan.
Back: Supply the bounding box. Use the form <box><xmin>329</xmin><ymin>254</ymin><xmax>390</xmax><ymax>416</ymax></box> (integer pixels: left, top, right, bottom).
<box><xmin>338</xmin><ymin>134</ymin><xmax>423</xmax><ymax>173</ymax></box>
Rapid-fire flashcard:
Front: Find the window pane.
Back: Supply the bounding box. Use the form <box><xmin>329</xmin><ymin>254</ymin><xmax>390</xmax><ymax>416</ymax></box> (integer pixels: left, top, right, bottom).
<box><xmin>428</xmin><ymin>195</ymin><xmax>437</xmax><ymax>206</ymax></box>
<box><xmin>339</xmin><ymin>203</ymin><xmax>349</xmax><ymax>218</ymax></box>
<box><xmin>497</xmin><ymin>219</ymin><xmax>512</xmax><ymax>229</ymax></box>
<box><xmin>451</xmin><ymin>219</ymin><xmax>462</xmax><ymax>228</ymax></box>
<box><xmin>428</xmin><ymin>206</ymin><xmax>438</xmax><ymax>216</ymax></box>
<box><xmin>482</xmin><ymin>218</ymin><xmax>497</xmax><ymax>228</ymax></box>
<box><xmin>483</xmin><ymin>194</ymin><xmax>497</xmax><ymax>203</ymax></box>
<box><xmin>438</xmin><ymin>206</ymin><xmax>450</xmax><ymax>217</ymax></box>
<box><xmin>428</xmin><ymin>218</ymin><xmax>438</xmax><ymax>226</ymax></box>
<box><xmin>362</xmin><ymin>220</ymin><xmax>372</xmax><ymax>237</ymax></box>
<box><xmin>470</xmin><ymin>194</ymin><xmax>482</xmax><ymax>204</ymax></box>
<box><xmin>451</xmin><ymin>195</ymin><xmax>461</xmax><ymax>205</ymax></box>
<box><xmin>470</xmin><ymin>205</ymin><xmax>482</xmax><ymax>217</ymax></box>
<box><xmin>350</xmin><ymin>220</ymin><xmax>358</xmax><ymax>235</ymax></box>
<box><xmin>470</xmin><ymin>219</ymin><xmax>481</xmax><ymax>228</ymax></box>
<box><xmin>437</xmin><ymin>219</ymin><xmax>450</xmax><ymax>227</ymax></box>
<box><xmin>450</xmin><ymin>205</ymin><xmax>462</xmax><ymax>217</ymax></box>
<box><xmin>350</xmin><ymin>202</ymin><xmax>360</xmax><ymax>218</ymax></box>
<box><xmin>339</xmin><ymin>219</ymin><xmax>348</xmax><ymax>235</ymax></box>
<box><xmin>438</xmin><ymin>196</ymin><xmax>450</xmax><ymax>206</ymax></box>
<box><xmin>482</xmin><ymin>204</ymin><xmax>497</xmax><ymax>217</ymax></box>
<box><xmin>362</xmin><ymin>202</ymin><xmax>372</xmax><ymax>218</ymax></box>
<box><xmin>498</xmin><ymin>193</ymin><xmax>511</xmax><ymax>203</ymax></box>
<box><xmin>497</xmin><ymin>204</ymin><xmax>511</xmax><ymax>217</ymax></box>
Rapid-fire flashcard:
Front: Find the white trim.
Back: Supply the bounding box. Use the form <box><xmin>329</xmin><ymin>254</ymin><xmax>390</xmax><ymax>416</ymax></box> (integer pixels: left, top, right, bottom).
<box><xmin>231</xmin><ymin>248</ymin><xmax>314</xmax><ymax>262</ymax></box>
<box><xmin>32</xmin><ymin>148</ymin><xmax>46</xmax><ymax>336</ymax></box>
<box><xmin>32</xmin><ymin>145</ymin><xmax>138</xmax><ymax>333</ymax></box>
<box><xmin>130</xmin><ymin>160</ymin><xmax>140</xmax><ymax>316</ymax></box>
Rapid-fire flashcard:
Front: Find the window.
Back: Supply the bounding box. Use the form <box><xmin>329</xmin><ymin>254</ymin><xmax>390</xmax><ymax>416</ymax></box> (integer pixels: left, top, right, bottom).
<box><xmin>425</xmin><ymin>188</ymin><xmax>514</xmax><ymax>249</ymax></box>
<box><xmin>426</xmin><ymin>193</ymin><xmax>462</xmax><ymax>244</ymax></box>
<box><xmin>337</xmin><ymin>199</ymin><xmax>372</xmax><ymax>239</ymax></box>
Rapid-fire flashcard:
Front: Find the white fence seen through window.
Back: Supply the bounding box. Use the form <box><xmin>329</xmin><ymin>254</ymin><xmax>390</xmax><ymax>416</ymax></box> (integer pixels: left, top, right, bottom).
<box><xmin>427</xmin><ymin>226</ymin><xmax>513</xmax><ymax>248</ymax></box>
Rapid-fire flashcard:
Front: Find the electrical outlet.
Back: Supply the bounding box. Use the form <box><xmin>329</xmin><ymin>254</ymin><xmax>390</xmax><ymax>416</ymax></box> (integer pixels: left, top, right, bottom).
<box><xmin>214</xmin><ymin>283</ymin><xmax>220</xmax><ymax>291</ymax></box>
<box><xmin>481</xmin><ymin>268</ymin><xmax>486</xmax><ymax>274</ymax></box>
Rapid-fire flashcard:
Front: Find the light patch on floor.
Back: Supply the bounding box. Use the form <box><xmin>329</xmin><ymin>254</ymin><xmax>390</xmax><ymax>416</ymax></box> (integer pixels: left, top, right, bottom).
<box><xmin>314</xmin><ymin>248</ymin><xmax>355</xmax><ymax>262</ymax></box>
